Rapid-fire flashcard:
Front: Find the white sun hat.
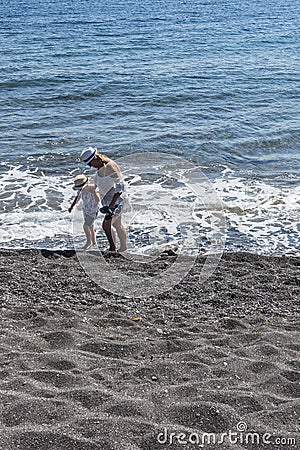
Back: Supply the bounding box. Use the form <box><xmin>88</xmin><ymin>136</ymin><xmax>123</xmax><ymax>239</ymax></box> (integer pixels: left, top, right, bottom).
<box><xmin>80</xmin><ymin>146</ymin><xmax>97</xmax><ymax>165</ymax></box>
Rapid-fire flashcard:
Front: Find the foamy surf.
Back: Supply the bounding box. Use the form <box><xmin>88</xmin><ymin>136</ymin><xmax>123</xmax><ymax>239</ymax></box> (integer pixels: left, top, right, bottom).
<box><xmin>0</xmin><ymin>162</ymin><xmax>299</xmax><ymax>256</ymax></box>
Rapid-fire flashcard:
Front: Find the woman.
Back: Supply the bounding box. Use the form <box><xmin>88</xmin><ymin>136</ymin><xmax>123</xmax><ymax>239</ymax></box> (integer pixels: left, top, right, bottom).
<box><xmin>80</xmin><ymin>146</ymin><xmax>128</xmax><ymax>253</ymax></box>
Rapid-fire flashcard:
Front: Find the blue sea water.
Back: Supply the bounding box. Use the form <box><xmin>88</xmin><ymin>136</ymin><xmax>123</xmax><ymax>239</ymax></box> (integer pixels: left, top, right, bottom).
<box><xmin>0</xmin><ymin>0</ymin><xmax>299</xmax><ymax>254</ymax></box>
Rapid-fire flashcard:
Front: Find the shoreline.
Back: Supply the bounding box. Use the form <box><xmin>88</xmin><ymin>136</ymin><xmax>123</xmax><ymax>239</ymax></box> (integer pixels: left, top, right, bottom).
<box><xmin>0</xmin><ymin>243</ymin><xmax>299</xmax><ymax>257</ymax></box>
<box><xmin>0</xmin><ymin>248</ymin><xmax>299</xmax><ymax>449</ymax></box>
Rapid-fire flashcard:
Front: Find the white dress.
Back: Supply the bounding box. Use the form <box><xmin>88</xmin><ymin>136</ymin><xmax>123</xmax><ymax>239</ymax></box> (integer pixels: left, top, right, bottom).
<box><xmin>80</xmin><ymin>189</ymin><xmax>99</xmax><ymax>218</ymax></box>
<box><xmin>94</xmin><ymin>161</ymin><xmax>128</xmax><ymax>211</ymax></box>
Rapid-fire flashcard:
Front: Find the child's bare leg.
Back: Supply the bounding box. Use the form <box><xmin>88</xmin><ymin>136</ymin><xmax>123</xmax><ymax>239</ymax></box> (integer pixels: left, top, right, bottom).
<box><xmin>83</xmin><ymin>224</ymin><xmax>92</xmax><ymax>249</ymax></box>
<box><xmin>112</xmin><ymin>215</ymin><xmax>127</xmax><ymax>251</ymax></box>
<box><xmin>90</xmin><ymin>224</ymin><xmax>97</xmax><ymax>246</ymax></box>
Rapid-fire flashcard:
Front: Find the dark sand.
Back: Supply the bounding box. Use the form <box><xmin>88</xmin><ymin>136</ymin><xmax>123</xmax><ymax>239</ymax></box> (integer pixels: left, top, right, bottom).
<box><xmin>0</xmin><ymin>249</ymin><xmax>299</xmax><ymax>449</ymax></box>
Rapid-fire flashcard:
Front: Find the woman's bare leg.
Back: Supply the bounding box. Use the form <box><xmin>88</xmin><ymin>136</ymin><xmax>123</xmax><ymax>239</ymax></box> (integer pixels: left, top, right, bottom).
<box><xmin>112</xmin><ymin>215</ymin><xmax>127</xmax><ymax>251</ymax></box>
<box><xmin>102</xmin><ymin>218</ymin><xmax>117</xmax><ymax>251</ymax></box>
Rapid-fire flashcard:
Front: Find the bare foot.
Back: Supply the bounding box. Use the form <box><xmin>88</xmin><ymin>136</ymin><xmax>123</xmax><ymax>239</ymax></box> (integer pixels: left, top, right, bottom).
<box><xmin>102</xmin><ymin>248</ymin><xmax>118</xmax><ymax>255</ymax></box>
<box><xmin>86</xmin><ymin>244</ymin><xmax>98</xmax><ymax>252</ymax></box>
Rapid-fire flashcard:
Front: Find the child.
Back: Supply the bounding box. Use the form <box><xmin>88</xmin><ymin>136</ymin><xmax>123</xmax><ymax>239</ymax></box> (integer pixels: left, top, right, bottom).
<box><xmin>69</xmin><ymin>174</ymin><xmax>100</xmax><ymax>250</ymax></box>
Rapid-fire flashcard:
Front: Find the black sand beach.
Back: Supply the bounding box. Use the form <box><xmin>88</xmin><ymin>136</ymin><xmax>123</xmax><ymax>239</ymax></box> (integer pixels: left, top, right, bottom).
<box><xmin>0</xmin><ymin>249</ymin><xmax>299</xmax><ymax>449</ymax></box>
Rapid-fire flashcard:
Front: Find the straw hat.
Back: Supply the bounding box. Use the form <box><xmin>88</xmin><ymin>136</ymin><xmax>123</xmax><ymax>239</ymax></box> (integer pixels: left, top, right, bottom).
<box><xmin>73</xmin><ymin>174</ymin><xmax>88</xmax><ymax>190</ymax></box>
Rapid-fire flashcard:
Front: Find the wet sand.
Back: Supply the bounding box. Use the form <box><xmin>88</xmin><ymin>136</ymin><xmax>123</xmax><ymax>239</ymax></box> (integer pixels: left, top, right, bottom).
<box><xmin>0</xmin><ymin>249</ymin><xmax>299</xmax><ymax>449</ymax></box>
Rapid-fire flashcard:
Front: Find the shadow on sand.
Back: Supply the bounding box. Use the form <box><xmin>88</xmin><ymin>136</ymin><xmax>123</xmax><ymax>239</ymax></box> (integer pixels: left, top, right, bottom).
<box><xmin>40</xmin><ymin>249</ymin><xmax>76</xmax><ymax>259</ymax></box>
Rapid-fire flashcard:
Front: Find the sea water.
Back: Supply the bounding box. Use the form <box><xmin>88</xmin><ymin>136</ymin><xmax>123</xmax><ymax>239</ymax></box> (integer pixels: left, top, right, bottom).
<box><xmin>0</xmin><ymin>0</ymin><xmax>299</xmax><ymax>255</ymax></box>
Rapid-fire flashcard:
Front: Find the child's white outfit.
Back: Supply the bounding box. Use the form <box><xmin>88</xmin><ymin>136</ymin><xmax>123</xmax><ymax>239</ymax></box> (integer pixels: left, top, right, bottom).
<box><xmin>80</xmin><ymin>189</ymin><xmax>100</xmax><ymax>227</ymax></box>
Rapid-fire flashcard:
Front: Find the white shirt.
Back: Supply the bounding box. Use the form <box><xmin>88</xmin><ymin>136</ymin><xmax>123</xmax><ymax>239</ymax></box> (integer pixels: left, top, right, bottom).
<box><xmin>94</xmin><ymin>161</ymin><xmax>125</xmax><ymax>208</ymax></box>
<box><xmin>80</xmin><ymin>188</ymin><xmax>100</xmax><ymax>217</ymax></box>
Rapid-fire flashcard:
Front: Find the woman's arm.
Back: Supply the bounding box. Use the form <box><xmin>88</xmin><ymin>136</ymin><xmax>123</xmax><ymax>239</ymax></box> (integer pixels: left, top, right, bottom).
<box><xmin>109</xmin><ymin>192</ymin><xmax>121</xmax><ymax>209</ymax></box>
<box><xmin>110</xmin><ymin>167</ymin><xmax>124</xmax><ymax>209</ymax></box>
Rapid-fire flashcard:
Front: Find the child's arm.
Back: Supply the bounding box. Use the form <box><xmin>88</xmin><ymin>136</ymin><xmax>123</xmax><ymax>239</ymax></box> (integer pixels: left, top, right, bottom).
<box><xmin>68</xmin><ymin>191</ymin><xmax>81</xmax><ymax>213</ymax></box>
<box><xmin>90</xmin><ymin>185</ymin><xmax>100</xmax><ymax>203</ymax></box>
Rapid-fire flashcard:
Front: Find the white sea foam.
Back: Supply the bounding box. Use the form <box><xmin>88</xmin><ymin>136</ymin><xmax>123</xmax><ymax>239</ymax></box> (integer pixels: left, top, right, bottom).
<box><xmin>0</xmin><ymin>165</ymin><xmax>73</xmax><ymax>247</ymax></box>
<box><xmin>0</xmin><ymin>164</ymin><xmax>299</xmax><ymax>255</ymax></box>
<box><xmin>213</xmin><ymin>169</ymin><xmax>300</xmax><ymax>255</ymax></box>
